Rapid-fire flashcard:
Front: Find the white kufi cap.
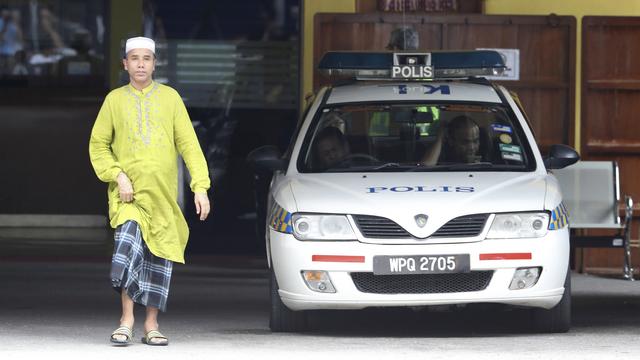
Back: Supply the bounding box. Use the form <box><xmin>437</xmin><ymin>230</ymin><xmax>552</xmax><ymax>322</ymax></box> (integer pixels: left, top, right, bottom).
<box><xmin>125</xmin><ymin>36</ymin><xmax>155</xmax><ymax>54</ymax></box>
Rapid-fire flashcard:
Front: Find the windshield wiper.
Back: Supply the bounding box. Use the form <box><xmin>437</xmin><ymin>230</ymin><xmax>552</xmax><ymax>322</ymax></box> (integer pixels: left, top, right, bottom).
<box><xmin>324</xmin><ymin>163</ymin><xmax>416</xmax><ymax>172</ymax></box>
<box><xmin>372</xmin><ymin>162</ymin><xmax>402</xmax><ymax>170</ymax></box>
<box><xmin>408</xmin><ymin>162</ymin><xmax>495</xmax><ymax>172</ymax></box>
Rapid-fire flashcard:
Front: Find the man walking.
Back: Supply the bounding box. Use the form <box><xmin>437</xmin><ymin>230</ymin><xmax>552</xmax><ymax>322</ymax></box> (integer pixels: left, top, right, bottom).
<box><xmin>89</xmin><ymin>36</ymin><xmax>211</xmax><ymax>346</ymax></box>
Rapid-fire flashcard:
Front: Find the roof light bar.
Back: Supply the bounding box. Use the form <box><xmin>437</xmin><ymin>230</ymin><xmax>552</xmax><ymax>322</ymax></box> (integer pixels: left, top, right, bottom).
<box><xmin>318</xmin><ymin>50</ymin><xmax>507</xmax><ymax>80</ymax></box>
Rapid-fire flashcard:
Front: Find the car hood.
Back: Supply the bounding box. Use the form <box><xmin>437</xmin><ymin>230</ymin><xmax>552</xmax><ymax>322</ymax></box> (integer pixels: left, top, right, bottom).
<box><xmin>287</xmin><ymin>171</ymin><xmax>547</xmax><ymax>239</ymax></box>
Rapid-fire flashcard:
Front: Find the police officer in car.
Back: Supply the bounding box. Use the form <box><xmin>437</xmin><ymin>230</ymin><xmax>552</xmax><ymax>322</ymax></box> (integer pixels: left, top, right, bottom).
<box><xmin>313</xmin><ymin>126</ymin><xmax>350</xmax><ymax>171</ymax></box>
<box><xmin>422</xmin><ymin>115</ymin><xmax>482</xmax><ymax>165</ymax></box>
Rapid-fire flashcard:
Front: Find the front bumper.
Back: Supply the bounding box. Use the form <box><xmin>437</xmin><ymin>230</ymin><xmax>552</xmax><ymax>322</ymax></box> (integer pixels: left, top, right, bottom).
<box><xmin>269</xmin><ymin>228</ymin><xmax>569</xmax><ymax>311</ymax></box>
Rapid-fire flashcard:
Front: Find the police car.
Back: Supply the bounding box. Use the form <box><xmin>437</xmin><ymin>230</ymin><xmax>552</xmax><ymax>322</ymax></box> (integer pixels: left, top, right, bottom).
<box><xmin>249</xmin><ymin>50</ymin><xmax>579</xmax><ymax>333</ymax></box>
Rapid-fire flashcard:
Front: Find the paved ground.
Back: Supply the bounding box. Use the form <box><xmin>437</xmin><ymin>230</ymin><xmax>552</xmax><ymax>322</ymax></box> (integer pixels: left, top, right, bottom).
<box><xmin>1</xmin><ymin>255</ymin><xmax>640</xmax><ymax>360</ymax></box>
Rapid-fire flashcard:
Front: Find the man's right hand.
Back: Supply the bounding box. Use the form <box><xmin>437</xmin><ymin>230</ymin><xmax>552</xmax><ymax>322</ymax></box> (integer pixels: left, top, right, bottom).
<box><xmin>116</xmin><ymin>172</ymin><xmax>134</xmax><ymax>203</ymax></box>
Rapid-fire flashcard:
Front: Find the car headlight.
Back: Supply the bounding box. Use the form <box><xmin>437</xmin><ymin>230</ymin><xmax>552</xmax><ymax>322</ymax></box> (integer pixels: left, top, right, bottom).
<box><xmin>292</xmin><ymin>214</ymin><xmax>357</xmax><ymax>241</ymax></box>
<box><xmin>486</xmin><ymin>213</ymin><xmax>549</xmax><ymax>239</ymax></box>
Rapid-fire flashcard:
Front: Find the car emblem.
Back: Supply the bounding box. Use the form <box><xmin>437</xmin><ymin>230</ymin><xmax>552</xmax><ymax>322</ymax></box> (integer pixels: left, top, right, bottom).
<box><xmin>414</xmin><ymin>214</ymin><xmax>428</xmax><ymax>228</ymax></box>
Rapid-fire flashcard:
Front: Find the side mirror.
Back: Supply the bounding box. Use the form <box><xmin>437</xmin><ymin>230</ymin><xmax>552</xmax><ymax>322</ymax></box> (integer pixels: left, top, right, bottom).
<box><xmin>543</xmin><ymin>144</ymin><xmax>580</xmax><ymax>169</ymax></box>
<box><xmin>247</xmin><ymin>145</ymin><xmax>287</xmax><ymax>172</ymax></box>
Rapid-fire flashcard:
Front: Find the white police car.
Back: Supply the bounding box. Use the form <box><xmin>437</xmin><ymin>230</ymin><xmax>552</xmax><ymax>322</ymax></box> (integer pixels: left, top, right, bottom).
<box><xmin>249</xmin><ymin>50</ymin><xmax>579</xmax><ymax>333</ymax></box>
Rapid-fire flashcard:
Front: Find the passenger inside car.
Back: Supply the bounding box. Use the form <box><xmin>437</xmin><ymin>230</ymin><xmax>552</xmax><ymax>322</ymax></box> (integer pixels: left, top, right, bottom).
<box><xmin>422</xmin><ymin>115</ymin><xmax>484</xmax><ymax>165</ymax></box>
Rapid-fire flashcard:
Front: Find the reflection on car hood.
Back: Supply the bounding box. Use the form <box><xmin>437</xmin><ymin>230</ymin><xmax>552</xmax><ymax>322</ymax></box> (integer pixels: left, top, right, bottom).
<box><xmin>287</xmin><ymin>171</ymin><xmax>547</xmax><ymax>238</ymax></box>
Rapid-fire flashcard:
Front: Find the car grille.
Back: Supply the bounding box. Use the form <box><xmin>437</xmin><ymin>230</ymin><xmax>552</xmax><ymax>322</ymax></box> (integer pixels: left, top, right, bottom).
<box><xmin>431</xmin><ymin>214</ymin><xmax>489</xmax><ymax>237</ymax></box>
<box><xmin>350</xmin><ymin>271</ymin><xmax>494</xmax><ymax>294</ymax></box>
<box><xmin>352</xmin><ymin>215</ymin><xmax>411</xmax><ymax>238</ymax></box>
<box><xmin>352</xmin><ymin>214</ymin><xmax>489</xmax><ymax>239</ymax></box>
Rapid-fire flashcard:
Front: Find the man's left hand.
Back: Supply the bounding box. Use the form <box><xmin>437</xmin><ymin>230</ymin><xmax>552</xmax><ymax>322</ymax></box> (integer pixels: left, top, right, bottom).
<box><xmin>194</xmin><ymin>192</ymin><xmax>211</xmax><ymax>221</ymax></box>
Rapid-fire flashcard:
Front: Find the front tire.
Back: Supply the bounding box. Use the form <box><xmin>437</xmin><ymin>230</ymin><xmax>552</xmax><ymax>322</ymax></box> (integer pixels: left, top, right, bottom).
<box><xmin>269</xmin><ymin>268</ymin><xmax>308</xmax><ymax>332</ymax></box>
<box><xmin>530</xmin><ymin>269</ymin><xmax>571</xmax><ymax>333</ymax></box>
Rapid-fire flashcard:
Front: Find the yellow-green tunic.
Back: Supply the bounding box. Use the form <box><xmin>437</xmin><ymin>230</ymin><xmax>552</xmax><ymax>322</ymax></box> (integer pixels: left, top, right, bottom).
<box><xmin>89</xmin><ymin>81</ymin><xmax>210</xmax><ymax>264</ymax></box>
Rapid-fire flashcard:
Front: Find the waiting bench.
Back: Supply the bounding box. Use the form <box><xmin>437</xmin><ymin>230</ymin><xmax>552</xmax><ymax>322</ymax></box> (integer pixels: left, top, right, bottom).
<box><xmin>553</xmin><ymin>161</ymin><xmax>635</xmax><ymax>280</ymax></box>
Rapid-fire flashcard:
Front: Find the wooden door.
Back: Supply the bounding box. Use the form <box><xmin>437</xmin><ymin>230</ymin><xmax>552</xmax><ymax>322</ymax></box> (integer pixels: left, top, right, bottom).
<box><xmin>581</xmin><ymin>16</ymin><xmax>640</xmax><ymax>271</ymax></box>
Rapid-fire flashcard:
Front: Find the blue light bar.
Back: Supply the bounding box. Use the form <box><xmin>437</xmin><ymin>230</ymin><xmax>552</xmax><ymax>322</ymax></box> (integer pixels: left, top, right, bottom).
<box><xmin>318</xmin><ymin>52</ymin><xmax>393</xmax><ymax>70</ymax></box>
<box><xmin>318</xmin><ymin>50</ymin><xmax>507</xmax><ymax>79</ymax></box>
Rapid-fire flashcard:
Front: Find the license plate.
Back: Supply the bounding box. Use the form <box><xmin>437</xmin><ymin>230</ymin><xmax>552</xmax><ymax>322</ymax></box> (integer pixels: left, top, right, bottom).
<box><xmin>373</xmin><ymin>254</ymin><xmax>470</xmax><ymax>275</ymax></box>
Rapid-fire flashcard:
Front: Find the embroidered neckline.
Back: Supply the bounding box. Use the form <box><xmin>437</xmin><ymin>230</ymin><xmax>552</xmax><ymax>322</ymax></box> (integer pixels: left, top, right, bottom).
<box><xmin>127</xmin><ymin>81</ymin><xmax>158</xmax><ymax>96</ymax></box>
<box><xmin>125</xmin><ymin>82</ymin><xmax>159</xmax><ymax>145</ymax></box>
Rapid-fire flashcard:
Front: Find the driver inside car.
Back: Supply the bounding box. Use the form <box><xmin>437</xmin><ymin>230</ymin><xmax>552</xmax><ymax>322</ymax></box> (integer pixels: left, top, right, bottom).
<box><xmin>313</xmin><ymin>126</ymin><xmax>350</xmax><ymax>171</ymax></box>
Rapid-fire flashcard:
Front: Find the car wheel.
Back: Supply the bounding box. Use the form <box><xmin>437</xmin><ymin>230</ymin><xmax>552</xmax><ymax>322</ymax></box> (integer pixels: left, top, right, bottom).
<box><xmin>530</xmin><ymin>269</ymin><xmax>571</xmax><ymax>333</ymax></box>
<box><xmin>269</xmin><ymin>268</ymin><xmax>308</xmax><ymax>332</ymax></box>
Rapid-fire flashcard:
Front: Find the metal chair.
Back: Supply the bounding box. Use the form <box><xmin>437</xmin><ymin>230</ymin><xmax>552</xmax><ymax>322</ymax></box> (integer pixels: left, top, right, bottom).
<box><xmin>553</xmin><ymin>161</ymin><xmax>635</xmax><ymax>280</ymax></box>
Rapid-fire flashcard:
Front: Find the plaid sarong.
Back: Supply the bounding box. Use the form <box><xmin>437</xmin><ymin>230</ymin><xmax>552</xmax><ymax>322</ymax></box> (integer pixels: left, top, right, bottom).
<box><xmin>110</xmin><ymin>220</ymin><xmax>173</xmax><ymax>312</ymax></box>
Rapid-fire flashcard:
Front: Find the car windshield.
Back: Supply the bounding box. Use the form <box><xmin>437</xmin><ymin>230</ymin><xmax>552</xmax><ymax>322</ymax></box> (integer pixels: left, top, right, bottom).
<box><xmin>299</xmin><ymin>102</ymin><xmax>534</xmax><ymax>173</ymax></box>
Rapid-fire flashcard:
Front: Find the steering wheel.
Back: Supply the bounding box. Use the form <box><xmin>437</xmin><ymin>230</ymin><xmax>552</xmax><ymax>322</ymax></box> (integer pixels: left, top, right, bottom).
<box><xmin>341</xmin><ymin>153</ymin><xmax>379</xmax><ymax>163</ymax></box>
